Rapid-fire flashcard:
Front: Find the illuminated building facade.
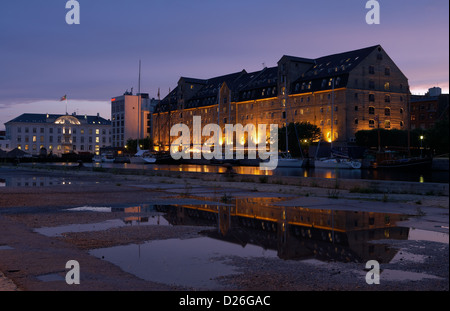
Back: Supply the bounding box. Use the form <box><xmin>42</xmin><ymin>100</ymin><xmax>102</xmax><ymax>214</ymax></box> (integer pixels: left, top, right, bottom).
<box><xmin>153</xmin><ymin>45</ymin><xmax>410</xmax><ymax>151</ymax></box>
<box><xmin>111</xmin><ymin>91</ymin><xmax>158</xmax><ymax>148</ymax></box>
<box><xmin>4</xmin><ymin>113</ymin><xmax>111</xmax><ymax>156</ymax></box>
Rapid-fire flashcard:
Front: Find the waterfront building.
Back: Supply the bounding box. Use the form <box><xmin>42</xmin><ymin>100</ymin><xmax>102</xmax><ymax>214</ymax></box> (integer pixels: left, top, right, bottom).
<box><xmin>0</xmin><ymin>130</ymin><xmax>11</xmax><ymax>152</ymax></box>
<box><xmin>4</xmin><ymin>113</ymin><xmax>111</xmax><ymax>156</ymax></box>
<box><xmin>152</xmin><ymin>45</ymin><xmax>410</xmax><ymax>152</ymax></box>
<box><xmin>111</xmin><ymin>90</ymin><xmax>158</xmax><ymax>148</ymax></box>
<box><xmin>410</xmin><ymin>87</ymin><xmax>449</xmax><ymax>130</ymax></box>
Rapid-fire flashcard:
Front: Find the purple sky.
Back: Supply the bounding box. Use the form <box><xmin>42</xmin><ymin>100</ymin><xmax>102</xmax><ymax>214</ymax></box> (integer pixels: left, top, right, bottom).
<box><xmin>0</xmin><ymin>0</ymin><xmax>448</xmax><ymax>130</ymax></box>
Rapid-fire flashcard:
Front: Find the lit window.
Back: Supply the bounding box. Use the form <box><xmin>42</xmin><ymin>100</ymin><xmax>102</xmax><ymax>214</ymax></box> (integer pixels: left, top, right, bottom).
<box><xmin>369</xmin><ymin>120</ymin><xmax>375</xmax><ymax>128</ymax></box>
<box><xmin>385</xmin><ymin>120</ymin><xmax>391</xmax><ymax>128</ymax></box>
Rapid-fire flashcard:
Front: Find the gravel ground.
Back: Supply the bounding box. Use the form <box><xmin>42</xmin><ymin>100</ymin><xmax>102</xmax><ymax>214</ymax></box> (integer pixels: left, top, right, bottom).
<box><xmin>0</xmin><ymin>165</ymin><xmax>448</xmax><ymax>292</ymax></box>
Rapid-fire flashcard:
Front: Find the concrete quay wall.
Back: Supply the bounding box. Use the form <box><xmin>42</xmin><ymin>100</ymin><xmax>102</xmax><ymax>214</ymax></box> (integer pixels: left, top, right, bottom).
<box><xmin>94</xmin><ymin>166</ymin><xmax>449</xmax><ymax>196</ymax></box>
<box><xmin>12</xmin><ymin>164</ymin><xmax>448</xmax><ymax>196</ymax></box>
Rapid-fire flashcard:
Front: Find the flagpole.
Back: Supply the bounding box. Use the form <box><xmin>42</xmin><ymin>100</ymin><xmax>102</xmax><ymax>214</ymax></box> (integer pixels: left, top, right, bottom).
<box><xmin>66</xmin><ymin>97</ymin><xmax>68</xmax><ymax>115</ymax></box>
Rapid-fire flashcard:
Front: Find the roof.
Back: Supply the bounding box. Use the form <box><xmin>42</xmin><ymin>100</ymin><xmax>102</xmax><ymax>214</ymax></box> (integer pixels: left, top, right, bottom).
<box><xmin>5</xmin><ymin>113</ymin><xmax>111</xmax><ymax>125</ymax></box>
<box><xmin>155</xmin><ymin>45</ymin><xmax>383</xmax><ymax>112</ymax></box>
<box><xmin>291</xmin><ymin>45</ymin><xmax>380</xmax><ymax>94</ymax></box>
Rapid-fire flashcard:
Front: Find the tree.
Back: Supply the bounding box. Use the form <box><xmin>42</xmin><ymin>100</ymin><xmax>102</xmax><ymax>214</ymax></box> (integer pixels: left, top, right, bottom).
<box><xmin>125</xmin><ymin>137</ymin><xmax>153</xmax><ymax>154</ymax></box>
<box><xmin>425</xmin><ymin>118</ymin><xmax>449</xmax><ymax>156</ymax></box>
<box><xmin>279</xmin><ymin>122</ymin><xmax>321</xmax><ymax>157</ymax></box>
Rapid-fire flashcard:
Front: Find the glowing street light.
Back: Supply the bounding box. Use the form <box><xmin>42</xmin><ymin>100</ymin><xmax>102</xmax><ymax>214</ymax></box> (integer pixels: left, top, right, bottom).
<box><xmin>420</xmin><ymin>135</ymin><xmax>424</xmax><ymax>158</ymax></box>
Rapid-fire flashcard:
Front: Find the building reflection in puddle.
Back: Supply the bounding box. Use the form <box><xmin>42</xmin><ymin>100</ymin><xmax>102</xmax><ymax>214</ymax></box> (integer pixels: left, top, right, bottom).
<box><xmin>1</xmin><ymin>176</ymin><xmax>73</xmax><ymax>187</ymax></box>
<box><xmin>156</xmin><ymin>198</ymin><xmax>411</xmax><ymax>264</ymax></box>
<box><xmin>37</xmin><ymin>204</ymin><xmax>170</xmax><ymax>237</ymax></box>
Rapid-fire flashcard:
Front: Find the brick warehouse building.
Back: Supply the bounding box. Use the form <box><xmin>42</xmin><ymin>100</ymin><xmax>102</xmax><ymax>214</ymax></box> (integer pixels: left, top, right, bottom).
<box><xmin>152</xmin><ymin>45</ymin><xmax>410</xmax><ymax>152</ymax></box>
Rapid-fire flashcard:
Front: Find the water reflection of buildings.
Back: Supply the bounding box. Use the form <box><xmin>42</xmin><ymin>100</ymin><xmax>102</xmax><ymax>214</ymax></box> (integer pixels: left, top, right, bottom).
<box><xmin>111</xmin><ymin>204</ymin><xmax>167</xmax><ymax>226</ymax></box>
<box><xmin>3</xmin><ymin>176</ymin><xmax>71</xmax><ymax>187</ymax></box>
<box><xmin>157</xmin><ymin>198</ymin><xmax>409</xmax><ymax>263</ymax></box>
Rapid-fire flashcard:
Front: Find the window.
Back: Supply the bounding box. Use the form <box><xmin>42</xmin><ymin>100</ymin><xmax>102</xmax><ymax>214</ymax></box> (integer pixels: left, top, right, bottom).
<box><xmin>355</xmin><ymin>106</ymin><xmax>359</xmax><ymax>111</ymax></box>
<box><xmin>385</xmin><ymin>95</ymin><xmax>390</xmax><ymax>103</ymax></box>
<box><xmin>355</xmin><ymin>118</ymin><xmax>359</xmax><ymax>125</ymax></box>
<box><xmin>385</xmin><ymin>108</ymin><xmax>391</xmax><ymax>116</ymax></box>
<box><xmin>384</xmin><ymin>82</ymin><xmax>390</xmax><ymax>91</ymax></box>
<box><xmin>400</xmin><ymin>121</ymin><xmax>404</xmax><ymax>127</ymax></box>
<box><xmin>369</xmin><ymin>94</ymin><xmax>375</xmax><ymax>102</ymax></box>
<box><xmin>369</xmin><ymin>107</ymin><xmax>375</xmax><ymax>114</ymax></box>
<box><xmin>369</xmin><ymin>80</ymin><xmax>375</xmax><ymax>89</ymax></box>
<box><xmin>369</xmin><ymin>120</ymin><xmax>375</xmax><ymax>128</ymax></box>
<box><xmin>384</xmin><ymin>120</ymin><xmax>391</xmax><ymax>128</ymax></box>
<box><xmin>369</xmin><ymin>65</ymin><xmax>375</xmax><ymax>74</ymax></box>
<box><xmin>400</xmin><ymin>108</ymin><xmax>404</xmax><ymax>114</ymax></box>
<box><xmin>385</xmin><ymin>67</ymin><xmax>391</xmax><ymax>76</ymax></box>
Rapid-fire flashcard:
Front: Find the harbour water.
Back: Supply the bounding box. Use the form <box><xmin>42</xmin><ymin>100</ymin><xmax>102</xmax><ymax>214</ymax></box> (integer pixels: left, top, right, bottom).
<box><xmin>26</xmin><ymin>161</ymin><xmax>449</xmax><ymax>184</ymax></box>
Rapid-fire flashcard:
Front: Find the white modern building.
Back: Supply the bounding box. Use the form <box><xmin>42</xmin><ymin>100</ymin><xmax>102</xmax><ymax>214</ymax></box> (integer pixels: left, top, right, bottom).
<box><xmin>111</xmin><ymin>91</ymin><xmax>158</xmax><ymax>148</ymax></box>
<box><xmin>4</xmin><ymin>113</ymin><xmax>112</xmax><ymax>156</ymax></box>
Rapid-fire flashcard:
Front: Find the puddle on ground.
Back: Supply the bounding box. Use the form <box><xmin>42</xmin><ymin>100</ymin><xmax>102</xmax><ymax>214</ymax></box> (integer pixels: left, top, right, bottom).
<box><xmin>408</xmin><ymin>229</ymin><xmax>449</xmax><ymax>244</ymax></box>
<box><xmin>34</xmin><ymin>204</ymin><xmax>170</xmax><ymax>237</ymax></box>
<box><xmin>90</xmin><ymin>236</ymin><xmax>278</xmax><ymax>289</ymax></box>
<box><xmin>35</xmin><ymin>273</ymin><xmax>65</xmax><ymax>282</ymax></box>
<box><xmin>35</xmin><ymin>216</ymin><xmax>170</xmax><ymax>237</ymax></box>
<box><xmin>33</xmin><ymin>198</ymin><xmax>449</xmax><ymax>289</ymax></box>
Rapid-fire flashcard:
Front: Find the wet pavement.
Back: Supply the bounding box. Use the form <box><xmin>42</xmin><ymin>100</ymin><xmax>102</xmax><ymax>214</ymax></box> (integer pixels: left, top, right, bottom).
<box><xmin>0</xmin><ymin>165</ymin><xmax>448</xmax><ymax>291</ymax></box>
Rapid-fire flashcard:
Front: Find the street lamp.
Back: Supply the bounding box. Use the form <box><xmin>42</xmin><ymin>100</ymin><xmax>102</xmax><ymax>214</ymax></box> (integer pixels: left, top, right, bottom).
<box><xmin>420</xmin><ymin>135</ymin><xmax>424</xmax><ymax>158</ymax></box>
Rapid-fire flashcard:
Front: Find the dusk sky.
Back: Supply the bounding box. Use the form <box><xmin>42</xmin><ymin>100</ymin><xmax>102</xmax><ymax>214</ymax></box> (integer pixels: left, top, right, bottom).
<box><xmin>1</xmin><ymin>0</ymin><xmax>448</xmax><ymax>130</ymax></box>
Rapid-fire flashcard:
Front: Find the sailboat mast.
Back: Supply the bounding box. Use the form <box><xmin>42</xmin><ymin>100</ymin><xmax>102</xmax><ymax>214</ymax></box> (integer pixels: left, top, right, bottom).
<box><xmin>285</xmin><ymin>81</ymin><xmax>288</xmax><ymax>154</ymax></box>
<box><xmin>331</xmin><ymin>77</ymin><xmax>334</xmax><ymax>151</ymax></box>
<box><xmin>137</xmin><ymin>60</ymin><xmax>141</xmax><ymax>150</ymax></box>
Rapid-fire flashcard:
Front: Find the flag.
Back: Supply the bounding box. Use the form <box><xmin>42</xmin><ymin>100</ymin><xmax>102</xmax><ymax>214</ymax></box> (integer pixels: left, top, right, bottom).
<box><xmin>157</xmin><ymin>88</ymin><xmax>160</xmax><ymax>99</ymax></box>
<box><xmin>60</xmin><ymin>95</ymin><xmax>67</xmax><ymax>101</ymax></box>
